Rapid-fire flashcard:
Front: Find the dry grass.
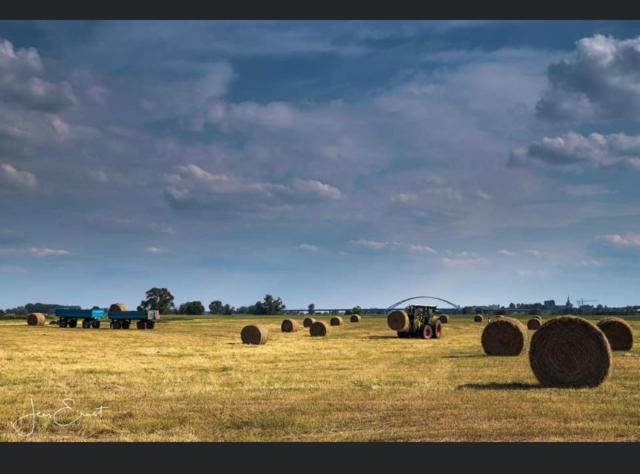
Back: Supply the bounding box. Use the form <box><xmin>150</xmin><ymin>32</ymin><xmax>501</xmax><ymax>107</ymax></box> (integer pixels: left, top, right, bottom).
<box><xmin>1</xmin><ymin>314</ymin><xmax>640</xmax><ymax>441</ymax></box>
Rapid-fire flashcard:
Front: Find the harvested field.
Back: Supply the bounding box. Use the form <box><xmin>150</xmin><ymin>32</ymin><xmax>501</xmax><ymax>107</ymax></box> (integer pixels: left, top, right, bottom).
<box><xmin>1</xmin><ymin>314</ymin><xmax>639</xmax><ymax>441</ymax></box>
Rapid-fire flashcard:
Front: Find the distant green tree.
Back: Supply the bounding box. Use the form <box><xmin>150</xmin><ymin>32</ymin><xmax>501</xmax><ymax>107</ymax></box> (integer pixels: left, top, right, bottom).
<box><xmin>345</xmin><ymin>305</ymin><xmax>363</xmax><ymax>315</ymax></box>
<box><xmin>140</xmin><ymin>287</ymin><xmax>175</xmax><ymax>314</ymax></box>
<box><xmin>308</xmin><ymin>303</ymin><xmax>315</xmax><ymax>315</ymax></box>
<box><xmin>251</xmin><ymin>294</ymin><xmax>286</xmax><ymax>315</ymax></box>
<box><xmin>222</xmin><ymin>304</ymin><xmax>234</xmax><ymax>315</ymax></box>
<box><xmin>209</xmin><ymin>300</ymin><xmax>224</xmax><ymax>314</ymax></box>
<box><xmin>179</xmin><ymin>301</ymin><xmax>205</xmax><ymax>315</ymax></box>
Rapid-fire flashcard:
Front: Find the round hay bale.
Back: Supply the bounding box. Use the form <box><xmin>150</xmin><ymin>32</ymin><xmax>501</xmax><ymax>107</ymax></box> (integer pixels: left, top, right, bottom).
<box><xmin>387</xmin><ymin>310</ymin><xmax>409</xmax><ymax>332</ymax></box>
<box><xmin>281</xmin><ymin>319</ymin><xmax>300</xmax><ymax>333</ymax></box>
<box><xmin>27</xmin><ymin>313</ymin><xmax>46</xmax><ymax>326</ymax></box>
<box><xmin>350</xmin><ymin>314</ymin><xmax>362</xmax><ymax>323</ymax></box>
<box><xmin>330</xmin><ymin>316</ymin><xmax>343</xmax><ymax>326</ymax></box>
<box><xmin>109</xmin><ymin>303</ymin><xmax>127</xmax><ymax>312</ymax></box>
<box><xmin>310</xmin><ymin>321</ymin><xmax>329</xmax><ymax>337</ymax></box>
<box><xmin>474</xmin><ymin>314</ymin><xmax>483</xmax><ymax>322</ymax></box>
<box><xmin>303</xmin><ymin>317</ymin><xmax>316</xmax><ymax>328</ymax></box>
<box><xmin>240</xmin><ymin>325</ymin><xmax>268</xmax><ymax>345</ymax></box>
<box><xmin>438</xmin><ymin>314</ymin><xmax>449</xmax><ymax>324</ymax></box>
<box><xmin>597</xmin><ymin>317</ymin><xmax>633</xmax><ymax>351</ymax></box>
<box><xmin>527</xmin><ymin>318</ymin><xmax>542</xmax><ymax>330</ymax></box>
<box><xmin>481</xmin><ymin>317</ymin><xmax>527</xmax><ymax>356</ymax></box>
<box><xmin>530</xmin><ymin>316</ymin><xmax>611</xmax><ymax>387</ymax></box>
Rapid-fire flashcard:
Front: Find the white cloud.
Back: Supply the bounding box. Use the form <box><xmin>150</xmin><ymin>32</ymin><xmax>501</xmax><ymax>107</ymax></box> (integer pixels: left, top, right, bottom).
<box><xmin>293</xmin><ymin>179</ymin><xmax>342</xmax><ymax>200</ymax></box>
<box><xmin>595</xmin><ymin>234</ymin><xmax>640</xmax><ymax>248</ymax></box>
<box><xmin>510</xmin><ymin>132</ymin><xmax>640</xmax><ymax>171</ymax></box>
<box><xmin>0</xmin><ymin>38</ymin><xmax>76</xmax><ymax>112</ymax></box>
<box><xmin>0</xmin><ymin>163</ymin><xmax>37</xmax><ymax>189</ymax></box>
<box><xmin>145</xmin><ymin>246</ymin><xmax>172</xmax><ymax>254</ymax></box>
<box><xmin>537</xmin><ymin>34</ymin><xmax>640</xmax><ymax>121</ymax></box>
<box><xmin>0</xmin><ymin>247</ymin><xmax>70</xmax><ymax>257</ymax></box>
<box><xmin>497</xmin><ymin>249</ymin><xmax>516</xmax><ymax>256</ymax></box>
<box><xmin>348</xmin><ymin>239</ymin><xmax>436</xmax><ymax>255</ymax></box>
<box><xmin>298</xmin><ymin>243</ymin><xmax>320</xmax><ymax>252</ymax></box>
<box><xmin>440</xmin><ymin>250</ymin><xmax>490</xmax><ymax>267</ymax></box>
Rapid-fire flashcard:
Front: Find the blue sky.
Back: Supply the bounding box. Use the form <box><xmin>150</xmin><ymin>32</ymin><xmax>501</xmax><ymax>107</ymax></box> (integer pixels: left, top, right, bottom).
<box><xmin>2</xmin><ymin>20</ymin><xmax>640</xmax><ymax>310</ymax></box>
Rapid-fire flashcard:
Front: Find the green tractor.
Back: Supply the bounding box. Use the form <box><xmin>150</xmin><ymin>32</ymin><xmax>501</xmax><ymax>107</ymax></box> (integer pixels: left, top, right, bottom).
<box><xmin>387</xmin><ymin>304</ymin><xmax>443</xmax><ymax>339</ymax></box>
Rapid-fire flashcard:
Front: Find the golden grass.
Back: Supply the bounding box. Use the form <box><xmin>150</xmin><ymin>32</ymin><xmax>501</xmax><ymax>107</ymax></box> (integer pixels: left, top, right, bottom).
<box><xmin>1</xmin><ymin>315</ymin><xmax>640</xmax><ymax>441</ymax></box>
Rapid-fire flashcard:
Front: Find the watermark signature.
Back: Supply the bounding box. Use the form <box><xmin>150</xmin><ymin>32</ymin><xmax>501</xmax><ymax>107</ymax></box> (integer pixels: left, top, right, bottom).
<box><xmin>11</xmin><ymin>398</ymin><xmax>108</xmax><ymax>437</ymax></box>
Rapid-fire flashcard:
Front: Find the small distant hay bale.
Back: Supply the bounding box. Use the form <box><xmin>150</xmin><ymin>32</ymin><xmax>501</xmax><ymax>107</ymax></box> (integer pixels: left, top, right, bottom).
<box><xmin>281</xmin><ymin>319</ymin><xmax>300</xmax><ymax>333</ymax></box>
<box><xmin>27</xmin><ymin>313</ymin><xmax>46</xmax><ymax>326</ymax></box>
<box><xmin>438</xmin><ymin>314</ymin><xmax>449</xmax><ymax>324</ymax></box>
<box><xmin>109</xmin><ymin>303</ymin><xmax>127</xmax><ymax>312</ymax></box>
<box><xmin>597</xmin><ymin>317</ymin><xmax>633</xmax><ymax>351</ymax></box>
<box><xmin>527</xmin><ymin>318</ymin><xmax>542</xmax><ymax>330</ymax></box>
<box><xmin>474</xmin><ymin>314</ymin><xmax>483</xmax><ymax>322</ymax></box>
<box><xmin>530</xmin><ymin>316</ymin><xmax>611</xmax><ymax>387</ymax></box>
<box><xmin>350</xmin><ymin>314</ymin><xmax>362</xmax><ymax>323</ymax></box>
<box><xmin>240</xmin><ymin>325</ymin><xmax>268</xmax><ymax>345</ymax></box>
<box><xmin>330</xmin><ymin>316</ymin><xmax>343</xmax><ymax>326</ymax></box>
<box><xmin>387</xmin><ymin>310</ymin><xmax>409</xmax><ymax>332</ymax></box>
<box><xmin>303</xmin><ymin>317</ymin><xmax>316</xmax><ymax>328</ymax></box>
<box><xmin>481</xmin><ymin>317</ymin><xmax>527</xmax><ymax>356</ymax></box>
<box><xmin>310</xmin><ymin>321</ymin><xmax>329</xmax><ymax>337</ymax></box>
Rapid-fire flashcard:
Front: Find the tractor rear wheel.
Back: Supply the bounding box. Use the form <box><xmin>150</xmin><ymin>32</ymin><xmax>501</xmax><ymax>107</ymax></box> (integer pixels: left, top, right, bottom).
<box><xmin>68</xmin><ymin>319</ymin><xmax>77</xmax><ymax>328</ymax></box>
<box><xmin>420</xmin><ymin>325</ymin><xmax>433</xmax><ymax>339</ymax></box>
<box><xmin>82</xmin><ymin>319</ymin><xmax>91</xmax><ymax>329</ymax></box>
<box><xmin>146</xmin><ymin>320</ymin><xmax>155</xmax><ymax>329</ymax></box>
<box><xmin>432</xmin><ymin>320</ymin><xmax>443</xmax><ymax>339</ymax></box>
<box><xmin>137</xmin><ymin>321</ymin><xmax>146</xmax><ymax>330</ymax></box>
<box><xmin>92</xmin><ymin>320</ymin><xmax>100</xmax><ymax>329</ymax></box>
<box><xmin>59</xmin><ymin>319</ymin><xmax>67</xmax><ymax>328</ymax></box>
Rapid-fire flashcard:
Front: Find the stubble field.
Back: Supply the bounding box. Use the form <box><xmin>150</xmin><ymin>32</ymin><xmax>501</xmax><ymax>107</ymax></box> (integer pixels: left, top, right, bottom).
<box><xmin>0</xmin><ymin>314</ymin><xmax>639</xmax><ymax>441</ymax></box>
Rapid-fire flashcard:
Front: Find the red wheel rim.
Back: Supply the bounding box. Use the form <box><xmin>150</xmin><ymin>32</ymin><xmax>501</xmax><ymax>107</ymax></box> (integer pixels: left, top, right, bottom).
<box><xmin>423</xmin><ymin>326</ymin><xmax>432</xmax><ymax>339</ymax></box>
<box><xmin>436</xmin><ymin>323</ymin><xmax>442</xmax><ymax>336</ymax></box>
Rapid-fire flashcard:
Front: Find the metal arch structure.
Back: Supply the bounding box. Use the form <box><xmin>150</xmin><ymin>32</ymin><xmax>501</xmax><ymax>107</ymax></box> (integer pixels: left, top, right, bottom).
<box><xmin>386</xmin><ymin>296</ymin><xmax>460</xmax><ymax>312</ymax></box>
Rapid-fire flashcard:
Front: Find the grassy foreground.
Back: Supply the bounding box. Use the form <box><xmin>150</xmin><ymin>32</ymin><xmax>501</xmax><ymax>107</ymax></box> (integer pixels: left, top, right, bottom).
<box><xmin>1</xmin><ymin>314</ymin><xmax>639</xmax><ymax>441</ymax></box>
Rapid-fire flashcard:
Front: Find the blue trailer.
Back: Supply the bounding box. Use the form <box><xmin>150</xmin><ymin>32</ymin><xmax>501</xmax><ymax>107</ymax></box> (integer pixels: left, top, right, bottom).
<box><xmin>55</xmin><ymin>307</ymin><xmax>106</xmax><ymax>329</ymax></box>
<box><xmin>54</xmin><ymin>307</ymin><xmax>159</xmax><ymax>330</ymax></box>
<box><xmin>108</xmin><ymin>309</ymin><xmax>160</xmax><ymax>330</ymax></box>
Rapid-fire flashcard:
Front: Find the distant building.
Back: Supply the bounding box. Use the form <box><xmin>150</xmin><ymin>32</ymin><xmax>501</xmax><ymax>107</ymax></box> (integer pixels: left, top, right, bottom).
<box><xmin>565</xmin><ymin>296</ymin><xmax>573</xmax><ymax>309</ymax></box>
<box><xmin>544</xmin><ymin>299</ymin><xmax>556</xmax><ymax>308</ymax></box>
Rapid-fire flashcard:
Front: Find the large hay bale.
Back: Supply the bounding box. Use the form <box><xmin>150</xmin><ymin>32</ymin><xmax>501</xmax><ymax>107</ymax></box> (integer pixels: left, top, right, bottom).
<box><xmin>387</xmin><ymin>310</ymin><xmax>409</xmax><ymax>332</ymax></box>
<box><xmin>481</xmin><ymin>317</ymin><xmax>527</xmax><ymax>356</ymax></box>
<box><xmin>474</xmin><ymin>314</ymin><xmax>483</xmax><ymax>322</ymax></box>
<box><xmin>109</xmin><ymin>303</ymin><xmax>127</xmax><ymax>312</ymax></box>
<box><xmin>597</xmin><ymin>317</ymin><xmax>633</xmax><ymax>351</ymax></box>
<box><xmin>438</xmin><ymin>314</ymin><xmax>449</xmax><ymax>324</ymax></box>
<box><xmin>27</xmin><ymin>313</ymin><xmax>46</xmax><ymax>326</ymax></box>
<box><xmin>350</xmin><ymin>314</ymin><xmax>361</xmax><ymax>323</ymax></box>
<box><xmin>240</xmin><ymin>325</ymin><xmax>268</xmax><ymax>345</ymax></box>
<box><xmin>281</xmin><ymin>319</ymin><xmax>300</xmax><ymax>333</ymax></box>
<box><xmin>330</xmin><ymin>316</ymin><xmax>343</xmax><ymax>326</ymax></box>
<box><xmin>527</xmin><ymin>317</ymin><xmax>542</xmax><ymax>330</ymax></box>
<box><xmin>310</xmin><ymin>321</ymin><xmax>329</xmax><ymax>337</ymax></box>
<box><xmin>303</xmin><ymin>317</ymin><xmax>316</xmax><ymax>328</ymax></box>
<box><xmin>529</xmin><ymin>316</ymin><xmax>611</xmax><ymax>387</ymax></box>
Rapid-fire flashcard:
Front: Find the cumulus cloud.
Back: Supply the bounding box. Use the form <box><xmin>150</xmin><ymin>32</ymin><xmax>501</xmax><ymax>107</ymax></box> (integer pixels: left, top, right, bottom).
<box><xmin>292</xmin><ymin>179</ymin><xmax>342</xmax><ymax>200</ymax></box>
<box><xmin>348</xmin><ymin>239</ymin><xmax>436</xmax><ymax>255</ymax></box>
<box><xmin>0</xmin><ymin>163</ymin><xmax>37</xmax><ymax>190</ymax></box>
<box><xmin>510</xmin><ymin>132</ymin><xmax>640</xmax><ymax>171</ymax></box>
<box><xmin>537</xmin><ymin>34</ymin><xmax>640</xmax><ymax>121</ymax></box>
<box><xmin>0</xmin><ymin>38</ymin><xmax>76</xmax><ymax>112</ymax></box>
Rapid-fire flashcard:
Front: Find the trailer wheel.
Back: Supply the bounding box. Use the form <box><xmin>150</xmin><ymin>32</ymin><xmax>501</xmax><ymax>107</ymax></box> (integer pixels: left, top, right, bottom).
<box><xmin>137</xmin><ymin>321</ymin><xmax>146</xmax><ymax>330</ymax></box>
<box><xmin>82</xmin><ymin>319</ymin><xmax>91</xmax><ymax>329</ymax></box>
<box><xmin>59</xmin><ymin>318</ymin><xmax>68</xmax><ymax>328</ymax></box>
<box><xmin>146</xmin><ymin>320</ymin><xmax>155</xmax><ymax>330</ymax></box>
<box><xmin>92</xmin><ymin>320</ymin><xmax>100</xmax><ymax>329</ymax></box>
<box><xmin>112</xmin><ymin>320</ymin><xmax>122</xmax><ymax>329</ymax></box>
<box><xmin>432</xmin><ymin>320</ymin><xmax>443</xmax><ymax>339</ymax></box>
<box><xmin>121</xmin><ymin>320</ymin><xmax>130</xmax><ymax>329</ymax></box>
<box><xmin>68</xmin><ymin>319</ymin><xmax>78</xmax><ymax>328</ymax></box>
<box><xmin>420</xmin><ymin>325</ymin><xmax>433</xmax><ymax>340</ymax></box>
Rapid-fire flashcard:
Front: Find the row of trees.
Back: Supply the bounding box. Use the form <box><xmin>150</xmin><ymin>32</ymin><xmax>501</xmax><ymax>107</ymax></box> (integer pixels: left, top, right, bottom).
<box><xmin>137</xmin><ymin>288</ymin><xmax>286</xmax><ymax>315</ymax></box>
